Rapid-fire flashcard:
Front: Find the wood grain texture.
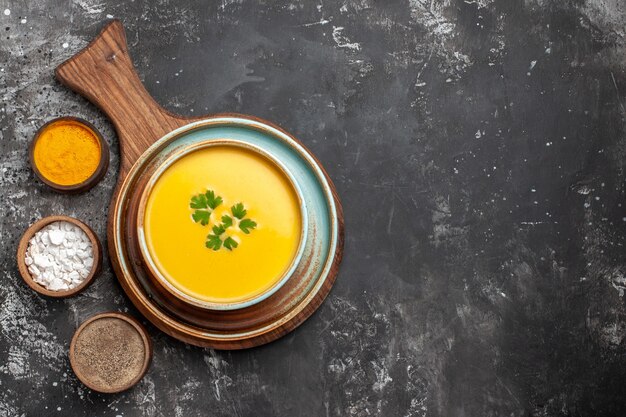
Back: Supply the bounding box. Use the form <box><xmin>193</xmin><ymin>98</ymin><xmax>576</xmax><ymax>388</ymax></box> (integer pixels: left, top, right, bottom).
<box><xmin>55</xmin><ymin>20</ymin><xmax>197</xmax><ymax>176</ymax></box>
<box><xmin>55</xmin><ymin>20</ymin><xmax>344</xmax><ymax>349</ymax></box>
<box><xmin>111</xmin><ymin>116</ymin><xmax>344</xmax><ymax>349</ymax></box>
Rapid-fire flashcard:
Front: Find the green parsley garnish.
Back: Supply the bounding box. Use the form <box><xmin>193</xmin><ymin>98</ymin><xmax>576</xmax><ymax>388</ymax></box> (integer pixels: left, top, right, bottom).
<box><xmin>212</xmin><ymin>224</ymin><xmax>226</xmax><ymax>236</ymax></box>
<box><xmin>205</xmin><ymin>190</ymin><xmax>223</xmax><ymax>209</ymax></box>
<box><xmin>221</xmin><ymin>214</ymin><xmax>233</xmax><ymax>228</ymax></box>
<box><xmin>190</xmin><ymin>191</ymin><xmax>256</xmax><ymax>251</ymax></box>
<box><xmin>206</xmin><ymin>234</ymin><xmax>222</xmax><ymax>251</ymax></box>
<box><xmin>191</xmin><ymin>210</ymin><xmax>211</xmax><ymax>226</ymax></box>
<box><xmin>231</xmin><ymin>203</ymin><xmax>247</xmax><ymax>219</ymax></box>
<box><xmin>190</xmin><ymin>194</ymin><xmax>208</xmax><ymax>209</ymax></box>
<box><xmin>190</xmin><ymin>189</ymin><xmax>222</xmax><ymax>226</ymax></box>
<box><xmin>239</xmin><ymin>218</ymin><xmax>257</xmax><ymax>234</ymax></box>
<box><xmin>223</xmin><ymin>236</ymin><xmax>238</xmax><ymax>251</ymax></box>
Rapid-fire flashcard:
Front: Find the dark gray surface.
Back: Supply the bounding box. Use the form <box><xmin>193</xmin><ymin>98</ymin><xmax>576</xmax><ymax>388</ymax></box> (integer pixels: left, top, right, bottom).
<box><xmin>2</xmin><ymin>0</ymin><xmax>626</xmax><ymax>415</ymax></box>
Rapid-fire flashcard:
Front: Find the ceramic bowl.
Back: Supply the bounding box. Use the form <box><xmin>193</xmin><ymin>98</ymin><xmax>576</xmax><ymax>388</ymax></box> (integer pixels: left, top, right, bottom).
<box><xmin>135</xmin><ymin>139</ymin><xmax>309</xmax><ymax>310</ymax></box>
<box><xmin>110</xmin><ymin>116</ymin><xmax>342</xmax><ymax>348</ymax></box>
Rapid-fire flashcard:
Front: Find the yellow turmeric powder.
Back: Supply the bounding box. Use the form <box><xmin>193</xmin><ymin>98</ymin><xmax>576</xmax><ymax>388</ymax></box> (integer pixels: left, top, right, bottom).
<box><xmin>33</xmin><ymin>119</ymin><xmax>101</xmax><ymax>186</ymax></box>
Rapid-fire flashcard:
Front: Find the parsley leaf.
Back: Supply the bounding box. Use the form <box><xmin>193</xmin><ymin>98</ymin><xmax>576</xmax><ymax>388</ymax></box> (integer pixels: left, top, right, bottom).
<box><xmin>190</xmin><ymin>192</ymin><xmax>216</xmax><ymax>226</ymax></box>
<box><xmin>190</xmin><ymin>194</ymin><xmax>208</xmax><ymax>209</ymax></box>
<box><xmin>221</xmin><ymin>215</ymin><xmax>233</xmax><ymax>228</ymax></box>
<box><xmin>191</xmin><ymin>191</ymin><xmax>256</xmax><ymax>251</ymax></box>
<box><xmin>192</xmin><ymin>210</ymin><xmax>211</xmax><ymax>226</ymax></box>
<box><xmin>205</xmin><ymin>190</ymin><xmax>223</xmax><ymax>209</ymax></box>
<box><xmin>239</xmin><ymin>218</ymin><xmax>257</xmax><ymax>234</ymax></box>
<box><xmin>205</xmin><ymin>234</ymin><xmax>222</xmax><ymax>251</ymax></box>
<box><xmin>212</xmin><ymin>224</ymin><xmax>226</xmax><ymax>236</ymax></box>
<box><xmin>231</xmin><ymin>203</ymin><xmax>247</xmax><ymax>219</ymax></box>
<box><xmin>223</xmin><ymin>236</ymin><xmax>238</xmax><ymax>251</ymax></box>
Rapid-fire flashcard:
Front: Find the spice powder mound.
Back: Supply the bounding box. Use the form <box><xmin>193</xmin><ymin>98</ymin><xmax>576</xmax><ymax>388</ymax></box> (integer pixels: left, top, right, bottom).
<box><xmin>33</xmin><ymin>119</ymin><xmax>101</xmax><ymax>186</ymax></box>
<box><xmin>72</xmin><ymin>317</ymin><xmax>146</xmax><ymax>392</ymax></box>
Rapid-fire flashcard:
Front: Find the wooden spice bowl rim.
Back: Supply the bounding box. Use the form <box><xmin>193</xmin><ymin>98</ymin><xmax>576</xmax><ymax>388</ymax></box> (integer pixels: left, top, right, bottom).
<box><xmin>29</xmin><ymin>116</ymin><xmax>110</xmax><ymax>194</ymax></box>
<box><xmin>69</xmin><ymin>312</ymin><xmax>153</xmax><ymax>394</ymax></box>
<box><xmin>16</xmin><ymin>215</ymin><xmax>102</xmax><ymax>298</ymax></box>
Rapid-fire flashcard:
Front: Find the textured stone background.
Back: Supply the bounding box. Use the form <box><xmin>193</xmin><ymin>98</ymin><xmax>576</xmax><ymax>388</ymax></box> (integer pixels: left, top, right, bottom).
<box><xmin>2</xmin><ymin>0</ymin><xmax>626</xmax><ymax>416</ymax></box>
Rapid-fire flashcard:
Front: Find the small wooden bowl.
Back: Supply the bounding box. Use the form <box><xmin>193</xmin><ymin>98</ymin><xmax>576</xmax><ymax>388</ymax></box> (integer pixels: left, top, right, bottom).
<box><xmin>16</xmin><ymin>215</ymin><xmax>102</xmax><ymax>298</ymax></box>
<box><xmin>69</xmin><ymin>312</ymin><xmax>152</xmax><ymax>393</ymax></box>
<box><xmin>29</xmin><ymin>116</ymin><xmax>110</xmax><ymax>193</ymax></box>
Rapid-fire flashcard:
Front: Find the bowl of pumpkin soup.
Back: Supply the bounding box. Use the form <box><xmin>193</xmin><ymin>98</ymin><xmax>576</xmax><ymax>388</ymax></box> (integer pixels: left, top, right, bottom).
<box><xmin>136</xmin><ymin>139</ymin><xmax>307</xmax><ymax>310</ymax></box>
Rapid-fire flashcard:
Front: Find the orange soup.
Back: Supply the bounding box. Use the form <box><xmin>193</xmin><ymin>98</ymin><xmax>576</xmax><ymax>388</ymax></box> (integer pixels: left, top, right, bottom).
<box><xmin>143</xmin><ymin>144</ymin><xmax>302</xmax><ymax>305</ymax></box>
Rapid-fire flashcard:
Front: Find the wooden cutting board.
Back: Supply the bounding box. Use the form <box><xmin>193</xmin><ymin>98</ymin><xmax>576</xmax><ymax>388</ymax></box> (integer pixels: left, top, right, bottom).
<box><xmin>54</xmin><ymin>20</ymin><xmax>344</xmax><ymax>349</ymax></box>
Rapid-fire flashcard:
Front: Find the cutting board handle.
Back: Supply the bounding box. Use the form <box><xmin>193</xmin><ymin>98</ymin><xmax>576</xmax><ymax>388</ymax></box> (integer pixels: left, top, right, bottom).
<box><xmin>55</xmin><ymin>20</ymin><xmax>189</xmax><ymax>175</ymax></box>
